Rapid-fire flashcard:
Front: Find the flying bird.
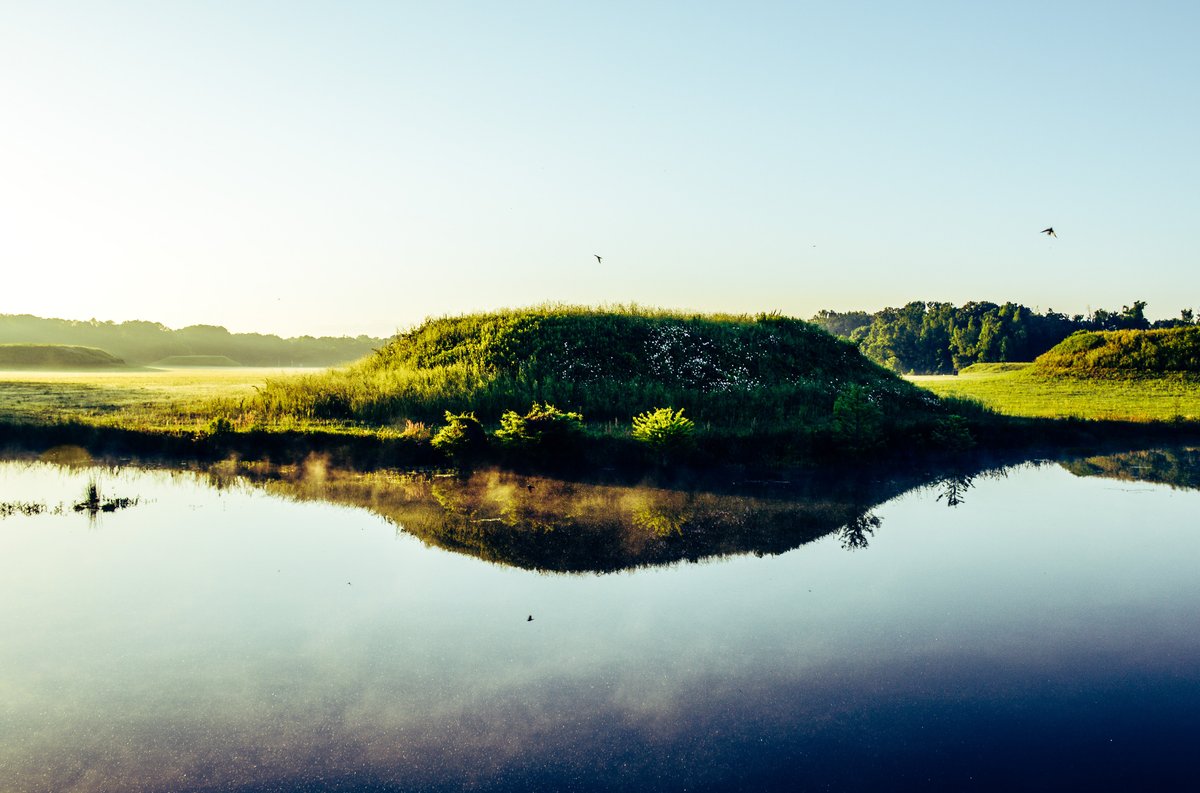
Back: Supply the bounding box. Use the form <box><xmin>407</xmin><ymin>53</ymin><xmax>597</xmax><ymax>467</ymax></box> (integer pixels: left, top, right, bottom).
<box><xmin>1040</xmin><ymin>227</ymin><xmax>1056</xmax><ymax>237</ymax></box>
<box><xmin>594</xmin><ymin>254</ymin><xmax>602</xmax><ymax>264</ymax></box>
<box><xmin>527</xmin><ymin>615</ymin><xmax>534</xmax><ymax>622</ymax></box>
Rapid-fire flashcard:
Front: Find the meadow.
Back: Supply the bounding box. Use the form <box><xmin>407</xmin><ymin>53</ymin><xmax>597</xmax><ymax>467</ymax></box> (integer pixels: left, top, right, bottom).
<box><xmin>911</xmin><ymin>363</ymin><xmax>1200</xmax><ymax>421</ymax></box>
<box><xmin>0</xmin><ymin>367</ymin><xmax>320</xmax><ymax>429</ymax></box>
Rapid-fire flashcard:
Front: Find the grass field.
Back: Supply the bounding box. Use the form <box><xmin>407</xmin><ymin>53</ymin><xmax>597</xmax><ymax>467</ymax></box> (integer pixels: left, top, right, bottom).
<box><xmin>0</xmin><ymin>367</ymin><xmax>322</xmax><ymax>429</ymax></box>
<box><xmin>910</xmin><ymin>363</ymin><xmax>1200</xmax><ymax>421</ymax></box>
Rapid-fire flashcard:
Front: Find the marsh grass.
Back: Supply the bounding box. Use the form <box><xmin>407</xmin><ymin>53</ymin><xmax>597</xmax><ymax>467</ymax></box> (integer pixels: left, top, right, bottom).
<box><xmin>0</xmin><ymin>367</ymin><xmax>323</xmax><ymax>430</ymax></box>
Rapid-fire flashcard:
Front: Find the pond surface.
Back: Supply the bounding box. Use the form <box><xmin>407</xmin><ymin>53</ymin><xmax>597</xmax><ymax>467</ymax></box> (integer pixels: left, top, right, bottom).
<box><xmin>2</xmin><ymin>449</ymin><xmax>1199</xmax><ymax>792</ymax></box>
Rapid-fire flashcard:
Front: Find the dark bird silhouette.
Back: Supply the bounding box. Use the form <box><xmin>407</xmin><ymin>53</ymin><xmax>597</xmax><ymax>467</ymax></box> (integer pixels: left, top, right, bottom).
<box><xmin>1040</xmin><ymin>227</ymin><xmax>1056</xmax><ymax>237</ymax></box>
<box><xmin>527</xmin><ymin>615</ymin><xmax>534</xmax><ymax>622</ymax></box>
<box><xmin>594</xmin><ymin>254</ymin><xmax>602</xmax><ymax>264</ymax></box>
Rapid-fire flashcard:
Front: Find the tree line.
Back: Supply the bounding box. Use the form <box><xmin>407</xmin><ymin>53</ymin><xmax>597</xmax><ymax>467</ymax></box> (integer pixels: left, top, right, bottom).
<box><xmin>810</xmin><ymin>300</ymin><xmax>1197</xmax><ymax>374</ymax></box>
<box><xmin>0</xmin><ymin>314</ymin><xmax>383</xmax><ymax>366</ymax></box>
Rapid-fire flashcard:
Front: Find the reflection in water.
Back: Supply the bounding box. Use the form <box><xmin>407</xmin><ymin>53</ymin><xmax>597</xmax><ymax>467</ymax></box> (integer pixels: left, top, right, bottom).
<box><xmin>935</xmin><ymin>474</ymin><xmax>976</xmax><ymax>507</ymax></box>
<box><xmin>72</xmin><ymin>477</ymin><xmax>139</xmax><ymax>518</ymax></box>
<box><xmin>0</xmin><ymin>465</ymin><xmax>139</xmax><ymax>521</ymax></box>
<box><xmin>221</xmin><ymin>461</ymin><xmax>891</xmax><ymax>572</ymax></box>
<box><xmin>5</xmin><ymin>453</ymin><xmax>1200</xmax><ymax>791</ymax></box>
<box><xmin>1063</xmin><ymin>446</ymin><xmax>1200</xmax><ymax>490</ymax></box>
<box><xmin>838</xmin><ymin>512</ymin><xmax>881</xmax><ymax>550</ymax></box>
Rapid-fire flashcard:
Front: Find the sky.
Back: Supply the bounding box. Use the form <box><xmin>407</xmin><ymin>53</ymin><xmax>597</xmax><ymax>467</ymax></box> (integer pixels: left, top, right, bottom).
<box><xmin>2</xmin><ymin>1</ymin><xmax>1197</xmax><ymax>338</ymax></box>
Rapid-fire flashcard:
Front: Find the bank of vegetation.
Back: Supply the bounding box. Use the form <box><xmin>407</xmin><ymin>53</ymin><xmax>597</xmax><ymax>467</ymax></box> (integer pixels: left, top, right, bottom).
<box><xmin>0</xmin><ymin>313</ymin><xmax>381</xmax><ymax>367</ymax></box>
<box><xmin>8</xmin><ymin>307</ymin><xmax>1200</xmax><ymax>473</ymax></box>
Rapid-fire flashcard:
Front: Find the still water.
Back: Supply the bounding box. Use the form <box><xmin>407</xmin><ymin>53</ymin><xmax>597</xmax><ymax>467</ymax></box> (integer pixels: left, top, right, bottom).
<box><xmin>1</xmin><ymin>451</ymin><xmax>1199</xmax><ymax>792</ymax></box>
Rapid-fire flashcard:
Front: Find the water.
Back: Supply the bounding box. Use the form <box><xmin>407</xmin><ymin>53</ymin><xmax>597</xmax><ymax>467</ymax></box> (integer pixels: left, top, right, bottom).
<box><xmin>2</xmin><ymin>450</ymin><xmax>1199</xmax><ymax>792</ymax></box>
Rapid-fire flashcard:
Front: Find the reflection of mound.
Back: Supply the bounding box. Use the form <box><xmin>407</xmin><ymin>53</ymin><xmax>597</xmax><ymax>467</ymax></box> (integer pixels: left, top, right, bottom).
<box><xmin>220</xmin><ymin>462</ymin><xmax>896</xmax><ymax>574</ymax></box>
<box><xmin>1062</xmin><ymin>447</ymin><xmax>1200</xmax><ymax>490</ymax></box>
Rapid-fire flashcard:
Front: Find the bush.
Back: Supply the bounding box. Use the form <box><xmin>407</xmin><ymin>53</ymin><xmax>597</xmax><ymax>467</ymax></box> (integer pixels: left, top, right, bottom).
<box><xmin>832</xmin><ymin>384</ymin><xmax>883</xmax><ymax>451</ymax></box>
<box><xmin>431</xmin><ymin>411</ymin><xmax>487</xmax><ymax>459</ymax></box>
<box><xmin>631</xmin><ymin>407</ymin><xmax>695</xmax><ymax>450</ymax></box>
<box><xmin>493</xmin><ymin>402</ymin><xmax>584</xmax><ymax>452</ymax></box>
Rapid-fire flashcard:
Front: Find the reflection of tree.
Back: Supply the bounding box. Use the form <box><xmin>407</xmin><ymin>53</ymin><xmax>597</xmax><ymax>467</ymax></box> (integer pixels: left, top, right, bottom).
<box><xmin>838</xmin><ymin>512</ymin><xmax>880</xmax><ymax>550</ymax></box>
<box><xmin>935</xmin><ymin>474</ymin><xmax>976</xmax><ymax>507</ymax></box>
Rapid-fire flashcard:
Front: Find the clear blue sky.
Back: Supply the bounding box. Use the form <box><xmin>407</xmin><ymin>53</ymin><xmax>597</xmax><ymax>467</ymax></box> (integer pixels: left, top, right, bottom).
<box><xmin>2</xmin><ymin>1</ymin><xmax>1197</xmax><ymax>337</ymax></box>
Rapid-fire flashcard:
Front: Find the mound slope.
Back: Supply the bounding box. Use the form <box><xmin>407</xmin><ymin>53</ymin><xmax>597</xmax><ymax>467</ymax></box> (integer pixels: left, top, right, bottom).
<box><xmin>1034</xmin><ymin>327</ymin><xmax>1200</xmax><ymax>375</ymax></box>
<box><xmin>0</xmin><ymin>344</ymin><xmax>126</xmax><ymax>369</ymax></box>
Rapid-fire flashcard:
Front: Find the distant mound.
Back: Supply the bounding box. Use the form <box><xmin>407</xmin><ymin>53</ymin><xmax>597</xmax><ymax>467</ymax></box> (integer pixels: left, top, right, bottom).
<box><xmin>1034</xmin><ymin>328</ymin><xmax>1200</xmax><ymax>375</ymax></box>
<box><xmin>253</xmin><ymin>307</ymin><xmax>957</xmax><ymax>440</ymax></box>
<box><xmin>0</xmin><ymin>313</ymin><xmax>382</xmax><ymax>366</ymax></box>
<box><xmin>0</xmin><ymin>344</ymin><xmax>126</xmax><ymax>369</ymax></box>
<box><xmin>152</xmin><ymin>355</ymin><xmax>242</xmax><ymax>367</ymax></box>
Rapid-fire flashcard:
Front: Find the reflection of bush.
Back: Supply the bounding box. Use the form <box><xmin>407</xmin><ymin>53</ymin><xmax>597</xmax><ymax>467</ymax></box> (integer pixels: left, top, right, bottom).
<box><xmin>631</xmin><ymin>504</ymin><xmax>692</xmax><ymax>537</ymax></box>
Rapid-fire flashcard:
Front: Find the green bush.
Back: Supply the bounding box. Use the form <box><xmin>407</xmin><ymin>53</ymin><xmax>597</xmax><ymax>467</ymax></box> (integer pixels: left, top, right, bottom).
<box><xmin>431</xmin><ymin>411</ymin><xmax>487</xmax><ymax>459</ymax></box>
<box><xmin>832</xmin><ymin>385</ymin><xmax>883</xmax><ymax>451</ymax></box>
<box><xmin>494</xmin><ymin>402</ymin><xmax>584</xmax><ymax>451</ymax></box>
<box><xmin>631</xmin><ymin>407</ymin><xmax>695</xmax><ymax>450</ymax></box>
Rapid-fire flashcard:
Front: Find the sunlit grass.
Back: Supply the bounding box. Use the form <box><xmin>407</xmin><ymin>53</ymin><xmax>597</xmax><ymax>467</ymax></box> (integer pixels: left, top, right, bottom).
<box><xmin>910</xmin><ymin>364</ymin><xmax>1200</xmax><ymax>421</ymax></box>
<box><xmin>0</xmin><ymin>367</ymin><xmax>324</xmax><ymax>430</ymax></box>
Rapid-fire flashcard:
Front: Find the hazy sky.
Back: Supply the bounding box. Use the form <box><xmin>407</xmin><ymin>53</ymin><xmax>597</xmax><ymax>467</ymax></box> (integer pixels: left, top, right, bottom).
<box><xmin>2</xmin><ymin>1</ymin><xmax>1197</xmax><ymax>337</ymax></box>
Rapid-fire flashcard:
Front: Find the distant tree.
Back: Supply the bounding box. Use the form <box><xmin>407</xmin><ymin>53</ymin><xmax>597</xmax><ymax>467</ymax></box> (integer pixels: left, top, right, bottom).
<box><xmin>813</xmin><ymin>299</ymin><xmax>1162</xmax><ymax>374</ymax></box>
<box><xmin>810</xmin><ymin>309</ymin><xmax>873</xmax><ymax>340</ymax></box>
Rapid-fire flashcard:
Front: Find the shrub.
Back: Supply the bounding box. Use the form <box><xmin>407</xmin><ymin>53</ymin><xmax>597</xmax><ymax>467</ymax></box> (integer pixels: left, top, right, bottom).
<box><xmin>832</xmin><ymin>384</ymin><xmax>883</xmax><ymax>451</ymax></box>
<box><xmin>493</xmin><ymin>402</ymin><xmax>584</xmax><ymax>451</ymax></box>
<box><xmin>631</xmin><ymin>407</ymin><xmax>695</xmax><ymax>450</ymax></box>
<box><xmin>431</xmin><ymin>411</ymin><xmax>487</xmax><ymax>459</ymax></box>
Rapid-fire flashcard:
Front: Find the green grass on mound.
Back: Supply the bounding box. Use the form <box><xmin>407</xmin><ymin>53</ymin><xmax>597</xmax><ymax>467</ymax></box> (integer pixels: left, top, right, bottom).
<box><xmin>229</xmin><ymin>306</ymin><xmax>969</xmax><ymax>453</ymax></box>
<box><xmin>1034</xmin><ymin>327</ymin><xmax>1200</xmax><ymax>375</ymax></box>
<box><xmin>151</xmin><ymin>355</ymin><xmax>242</xmax><ymax>367</ymax></box>
<box><xmin>0</xmin><ymin>344</ymin><xmax>125</xmax><ymax>369</ymax></box>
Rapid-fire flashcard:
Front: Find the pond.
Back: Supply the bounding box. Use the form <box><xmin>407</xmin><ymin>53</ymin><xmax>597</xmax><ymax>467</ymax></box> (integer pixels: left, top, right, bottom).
<box><xmin>2</xmin><ymin>448</ymin><xmax>1199</xmax><ymax>792</ymax></box>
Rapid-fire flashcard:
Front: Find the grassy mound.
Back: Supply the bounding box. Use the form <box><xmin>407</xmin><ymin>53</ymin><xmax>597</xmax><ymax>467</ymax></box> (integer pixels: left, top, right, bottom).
<box><xmin>1034</xmin><ymin>327</ymin><xmax>1200</xmax><ymax>375</ymax></box>
<box><xmin>0</xmin><ymin>344</ymin><xmax>126</xmax><ymax>369</ymax></box>
<box><xmin>241</xmin><ymin>307</ymin><xmax>968</xmax><ymax>457</ymax></box>
<box><xmin>152</xmin><ymin>355</ymin><xmax>242</xmax><ymax>367</ymax></box>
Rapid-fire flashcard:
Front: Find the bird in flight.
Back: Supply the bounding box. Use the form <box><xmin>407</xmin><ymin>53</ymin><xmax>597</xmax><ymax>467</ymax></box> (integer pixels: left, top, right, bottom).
<box><xmin>527</xmin><ymin>615</ymin><xmax>534</xmax><ymax>622</ymax></box>
<box><xmin>1040</xmin><ymin>227</ymin><xmax>1056</xmax><ymax>237</ymax></box>
<box><xmin>594</xmin><ymin>254</ymin><xmax>602</xmax><ymax>264</ymax></box>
